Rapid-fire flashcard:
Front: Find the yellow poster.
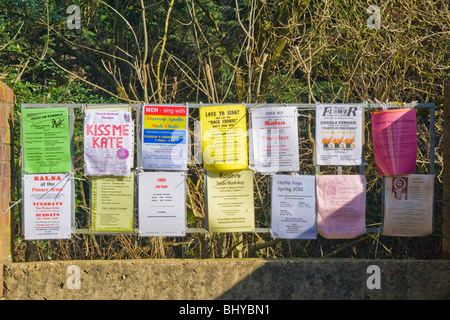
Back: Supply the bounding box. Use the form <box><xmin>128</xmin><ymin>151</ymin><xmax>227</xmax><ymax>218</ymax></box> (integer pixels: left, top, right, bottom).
<box><xmin>91</xmin><ymin>174</ymin><xmax>134</xmax><ymax>232</ymax></box>
<box><xmin>200</xmin><ymin>105</ymin><xmax>247</xmax><ymax>171</ymax></box>
<box><xmin>206</xmin><ymin>170</ymin><xmax>255</xmax><ymax>233</ymax></box>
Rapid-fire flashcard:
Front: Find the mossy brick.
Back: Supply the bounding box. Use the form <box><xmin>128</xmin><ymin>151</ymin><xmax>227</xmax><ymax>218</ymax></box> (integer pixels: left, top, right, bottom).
<box><xmin>0</xmin><ymin>82</ymin><xmax>14</xmax><ymax>104</ymax></box>
<box><xmin>0</xmin><ymin>225</ymin><xmax>9</xmax><ymax>251</ymax></box>
<box><xmin>0</xmin><ymin>127</ymin><xmax>10</xmax><ymax>145</ymax></box>
<box><xmin>0</xmin><ymin>206</ymin><xmax>10</xmax><ymax>227</ymax></box>
<box><xmin>0</xmin><ymin>194</ymin><xmax>11</xmax><ymax>214</ymax></box>
<box><xmin>0</xmin><ymin>177</ymin><xmax>11</xmax><ymax>194</ymax></box>
<box><xmin>0</xmin><ymin>142</ymin><xmax>10</xmax><ymax>161</ymax></box>
<box><xmin>0</xmin><ymin>103</ymin><xmax>13</xmax><ymax>128</ymax></box>
<box><xmin>0</xmin><ymin>161</ymin><xmax>10</xmax><ymax>177</ymax></box>
<box><xmin>0</xmin><ymin>264</ymin><xmax>3</xmax><ymax>297</ymax></box>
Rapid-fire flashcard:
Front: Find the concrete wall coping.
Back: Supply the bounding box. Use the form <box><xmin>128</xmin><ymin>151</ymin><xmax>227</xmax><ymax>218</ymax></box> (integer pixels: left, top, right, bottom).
<box><xmin>2</xmin><ymin>258</ymin><xmax>449</xmax><ymax>300</ymax></box>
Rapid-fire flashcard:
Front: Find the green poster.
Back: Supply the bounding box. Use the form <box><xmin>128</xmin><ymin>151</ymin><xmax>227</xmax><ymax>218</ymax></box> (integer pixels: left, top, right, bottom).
<box><xmin>22</xmin><ymin>107</ymin><xmax>72</xmax><ymax>174</ymax></box>
<box><xmin>91</xmin><ymin>174</ymin><xmax>134</xmax><ymax>232</ymax></box>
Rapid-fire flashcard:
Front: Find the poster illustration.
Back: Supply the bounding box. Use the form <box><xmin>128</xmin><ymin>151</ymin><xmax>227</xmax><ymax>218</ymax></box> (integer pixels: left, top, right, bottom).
<box><xmin>84</xmin><ymin>109</ymin><xmax>134</xmax><ymax>176</ymax></box>
<box><xmin>316</xmin><ymin>175</ymin><xmax>366</xmax><ymax>239</ymax></box>
<box><xmin>22</xmin><ymin>107</ymin><xmax>72</xmax><ymax>174</ymax></box>
<box><xmin>270</xmin><ymin>175</ymin><xmax>316</xmax><ymax>239</ymax></box>
<box><xmin>206</xmin><ymin>170</ymin><xmax>254</xmax><ymax>233</ymax></box>
<box><xmin>315</xmin><ymin>103</ymin><xmax>363</xmax><ymax>166</ymax></box>
<box><xmin>200</xmin><ymin>105</ymin><xmax>247</xmax><ymax>171</ymax></box>
<box><xmin>382</xmin><ymin>175</ymin><xmax>434</xmax><ymax>236</ymax></box>
<box><xmin>251</xmin><ymin>106</ymin><xmax>299</xmax><ymax>173</ymax></box>
<box><xmin>371</xmin><ymin>108</ymin><xmax>417</xmax><ymax>175</ymax></box>
<box><xmin>138</xmin><ymin>172</ymin><xmax>186</xmax><ymax>236</ymax></box>
<box><xmin>91</xmin><ymin>174</ymin><xmax>134</xmax><ymax>232</ymax></box>
<box><xmin>23</xmin><ymin>174</ymin><xmax>73</xmax><ymax>240</ymax></box>
<box><xmin>141</xmin><ymin>105</ymin><xmax>188</xmax><ymax>170</ymax></box>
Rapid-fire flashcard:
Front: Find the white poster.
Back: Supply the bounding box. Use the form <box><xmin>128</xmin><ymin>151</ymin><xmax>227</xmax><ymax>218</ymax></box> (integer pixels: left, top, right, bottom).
<box><xmin>23</xmin><ymin>174</ymin><xmax>73</xmax><ymax>240</ymax></box>
<box><xmin>315</xmin><ymin>103</ymin><xmax>363</xmax><ymax>166</ymax></box>
<box><xmin>382</xmin><ymin>175</ymin><xmax>434</xmax><ymax>236</ymax></box>
<box><xmin>251</xmin><ymin>106</ymin><xmax>299</xmax><ymax>172</ymax></box>
<box><xmin>270</xmin><ymin>175</ymin><xmax>316</xmax><ymax>239</ymax></box>
<box><xmin>84</xmin><ymin>109</ymin><xmax>134</xmax><ymax>176</ymax></box>
<box><xmin>138</xmin><ymin>172</ymin><xmax>186</xmax><ymax>236</ymax></box>
<box><xmin>141</xmin><ymin>105</ymin><xmax>189</xmax><ymax>170</ymax></box>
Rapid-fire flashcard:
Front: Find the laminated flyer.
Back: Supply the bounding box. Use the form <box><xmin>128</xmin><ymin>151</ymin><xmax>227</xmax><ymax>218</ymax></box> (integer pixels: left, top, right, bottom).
<box><xmin>141</xmin><ymin>105</ymin><xmax>188</xmax><ymax>170</ymax></box>
<box><xmin>138</xmin><ymin>172</ymin><xmax>186</xmax><ymax>236</ymax></box>
<box><xmin>22</xmin><ymin>107</ymin><xmax>72</xmax><ymax>174</ymax></box>
<box><xmin>23</xmin><ymin>173</ymin><xmax>73</xmax><ymax>240</ymax></box>
<box><xmin>316</xmin><ymin>175</ymin><xmax>366</xmax><ymax>239</ymax></box>
<box><xmin>206</xmin><ymin>170</ymin><xmax>254</xmax><ymax>233</ymax></box>
<box><xmin>315</xmin><ymin>103</ymin><xmax>363</xmax><ymax>166</ymax></box>
<box><xmin>84</xmin><ymin>109</ymin><xmax>134</xmax><ymax>176</ymax></box>
<box><xmin>382</xmin><ymin>175</ymin><xmax>434</xmax><ymax>236</ymax></box>
<box><xmin>270</xmin><ymin>175</ymin><xmax>316</xmax><ymax>239</ymax></box>
<box><xmin>200</xmin><ymin>105</ymin><xmax>247</xmax><ymax>171</ymax></box>
<box><xmin>251</xmin><ymin>106</ymin><xmax>299</xmax><ymax>172</ymax></box>
<box><xmin>371</xmin><ymin>108</ymin><xmax>417</xmax><ymax>175</ymax></box>
<box><xmin>91</xmin><ymin>175</ymin><xmax>134</xmax><ymax>232</ymax></box>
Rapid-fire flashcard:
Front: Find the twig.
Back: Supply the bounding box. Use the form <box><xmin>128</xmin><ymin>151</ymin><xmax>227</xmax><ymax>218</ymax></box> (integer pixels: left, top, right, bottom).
<box><xmin>156</xmin><ymin>0</ymin><xmax>175</xmax><ymax>103</ymax></box>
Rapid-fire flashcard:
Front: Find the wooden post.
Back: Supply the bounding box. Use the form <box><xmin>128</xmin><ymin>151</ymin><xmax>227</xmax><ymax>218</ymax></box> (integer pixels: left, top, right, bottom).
<box><xmin>443</xmin><ymin>81</ymin><xmax>450</xmax><ymax>259</ymax></box>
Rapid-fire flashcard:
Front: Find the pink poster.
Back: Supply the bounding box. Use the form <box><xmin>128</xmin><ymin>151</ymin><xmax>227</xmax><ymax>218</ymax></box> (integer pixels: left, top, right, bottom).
<box><xmin>371</xmin><ymin>108</ymin><xmax>417</xmax><ymax>176</ymax></box>
<box><xmin>84</xmin><ymin>109</ymin><xmax>134</xmax><ymax>176</ymax></box>
<box><xmin>316</xmin><ymin>175</ymin><xmax>366</xmax><ymax>239</ymax></box>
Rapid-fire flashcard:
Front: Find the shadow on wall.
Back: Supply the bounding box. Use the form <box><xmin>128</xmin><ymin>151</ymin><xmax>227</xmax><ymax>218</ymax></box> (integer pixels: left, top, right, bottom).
<box><xmin>215</xmin><ymin>259</ymin><xmax>450</xmax><ymax>300</ymax></box>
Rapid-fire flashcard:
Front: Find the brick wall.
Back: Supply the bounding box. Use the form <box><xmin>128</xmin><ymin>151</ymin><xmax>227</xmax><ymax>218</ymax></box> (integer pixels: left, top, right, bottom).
<box><xmin>0</xmin><ymin>81</ymin><xmax>13</xmax><ymax>297</ymax></box>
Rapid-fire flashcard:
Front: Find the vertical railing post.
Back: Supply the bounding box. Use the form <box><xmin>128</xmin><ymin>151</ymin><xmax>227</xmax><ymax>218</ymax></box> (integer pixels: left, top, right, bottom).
<box><xmin>443</xmin><ymin>81</ymin><xmax>450</xmax><ymax>259</ymax></box>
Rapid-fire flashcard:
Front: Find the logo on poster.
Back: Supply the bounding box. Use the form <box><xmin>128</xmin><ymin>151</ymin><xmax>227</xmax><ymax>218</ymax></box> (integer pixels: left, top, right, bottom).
<box><xmin>392</xmin><ymin>177</ymin><xmax>408</xmax><ymax>200</ymax></box>
<box><xmin>322</xmin><ymin>106</ymin><xmax>358</xmax><ymax>117</ymax></box>
<box><xmin>116</xmin><ymin>148</ymin><xmax>129</xmax><ymax>160</ymax></box>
